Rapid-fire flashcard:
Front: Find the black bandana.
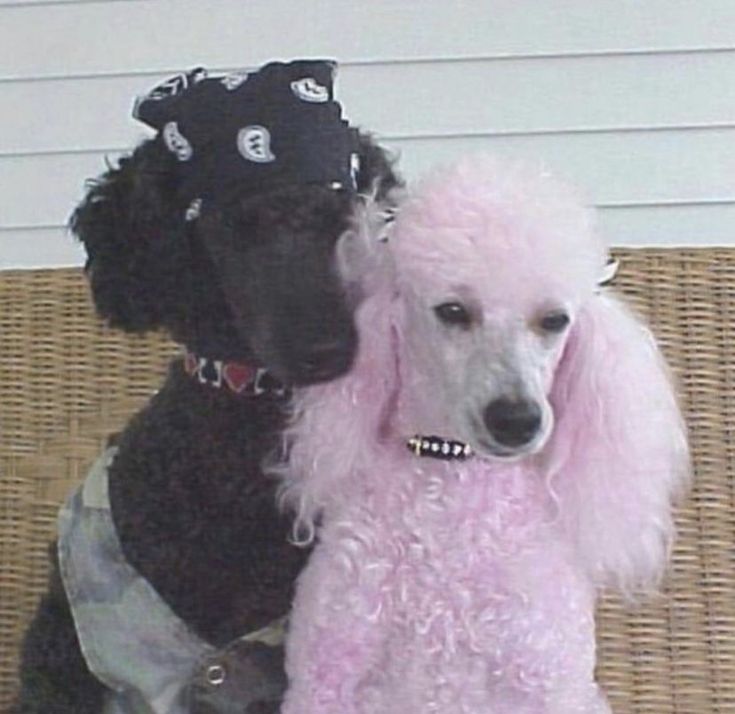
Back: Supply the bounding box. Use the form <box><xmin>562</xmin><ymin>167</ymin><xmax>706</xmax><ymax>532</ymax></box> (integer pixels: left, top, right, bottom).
<box><xmin>132</xmin><ymin>60</ymin><xmax>361</xmax><ymax>212</ymax></box>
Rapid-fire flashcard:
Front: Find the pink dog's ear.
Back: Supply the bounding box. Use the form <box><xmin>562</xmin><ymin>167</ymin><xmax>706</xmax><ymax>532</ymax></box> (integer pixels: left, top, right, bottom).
<box><xmin>546</xmin><ymin>293</ymin><xmax>689</xmax><ymax>592</ymax></box>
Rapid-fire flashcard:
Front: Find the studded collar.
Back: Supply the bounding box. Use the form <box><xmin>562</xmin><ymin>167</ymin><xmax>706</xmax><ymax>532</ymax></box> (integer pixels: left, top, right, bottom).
<box><xmin>407</xmin><ymin>435</ymin><xmax>472</xmax><ymax>461</ymax></box>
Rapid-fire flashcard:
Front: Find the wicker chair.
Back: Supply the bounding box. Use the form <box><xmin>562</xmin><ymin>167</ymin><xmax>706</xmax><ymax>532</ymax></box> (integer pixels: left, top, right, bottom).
<box><xmin>1</xmin><ymin>252</ymin><xmax>733</xmax><ymax>712</ymax></box>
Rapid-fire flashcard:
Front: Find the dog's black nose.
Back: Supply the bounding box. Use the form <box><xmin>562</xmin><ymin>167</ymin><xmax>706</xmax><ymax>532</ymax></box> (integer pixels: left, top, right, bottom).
<box><xmin>483</xmin><ymin>398</ymin><xmax>542</xmax><ymax>448</ymax></box>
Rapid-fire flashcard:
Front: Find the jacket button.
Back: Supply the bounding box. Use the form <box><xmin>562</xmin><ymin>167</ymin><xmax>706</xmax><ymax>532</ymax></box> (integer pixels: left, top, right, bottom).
<box><xmin>206</xmin><ymin>663</ymin><xmax>226</xmax><ymax>686</ymax></box>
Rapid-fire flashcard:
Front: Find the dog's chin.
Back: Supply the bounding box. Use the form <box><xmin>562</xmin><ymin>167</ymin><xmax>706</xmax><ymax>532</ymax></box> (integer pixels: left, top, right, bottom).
<box><xmin>268</xmin><ymin>351</ymin><xmax>356</xmax><ymax>387</ymax></box>
<box><xmin>468</xmin><ymin>429</ymin><xmax>551</xmax><ymax>463</ymax></box>
<box><xmin>247</xmin><ymin>336</ymin><xmax>357</xmax><ymax>387</ymax></box>
<box><xmin>470</xmin><ymin>440</ymin><xmax>530</xmax><ymax>462</ymax></box>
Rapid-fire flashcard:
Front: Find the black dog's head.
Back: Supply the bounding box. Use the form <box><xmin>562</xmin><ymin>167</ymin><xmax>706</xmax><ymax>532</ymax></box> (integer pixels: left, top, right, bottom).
<box><xmin>70</xmin><ymin>132</ymin><xmax>400</xmax><ymax>385</ymax></box>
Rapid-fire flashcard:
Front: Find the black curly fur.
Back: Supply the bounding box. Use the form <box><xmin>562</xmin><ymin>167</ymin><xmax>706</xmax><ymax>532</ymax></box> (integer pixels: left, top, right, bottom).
<box><xmin>13</xmin><ymin>132</ymin><xmax>400</xmax><ymax>713</ymax></box>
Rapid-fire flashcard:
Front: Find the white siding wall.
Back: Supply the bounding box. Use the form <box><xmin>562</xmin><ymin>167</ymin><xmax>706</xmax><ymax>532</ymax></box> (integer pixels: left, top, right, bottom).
<box><xmin>1</xmin><ymin>0</ymin><xmax>734</xmax><ymax>268</ymax></box>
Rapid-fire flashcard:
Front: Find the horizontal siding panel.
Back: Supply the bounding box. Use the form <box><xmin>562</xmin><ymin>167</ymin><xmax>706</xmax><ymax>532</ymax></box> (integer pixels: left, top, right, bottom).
<box><xmin>599</xmin><ymin>204</ymin><xmax>735</xmax><ymax>245</ymax></box>
<box><xmin>4</xmin><ymin>128</ymin><xmax>735</xmax><ymax>228</ymax></box>
<box><xmin>3</xmin><ymin>52</ymin><xmax>735</xmax><ymax>155</ymax></box>
<box><xmin>0</xmin><ymin>0</ymin><xmax>138</xmax><ymax>6</ymax></box>
<box><xmin>1</xmin><ymin>0</ymin><xmax>735</xmax><ymax>79</ymax></box>
<box><xmin>2</xmin><ymin>205</ymin><xmax>734</xmax><ymax>270</ymax></box>
<box><xmin>391</xmin><ymin>128</ymin><xmax>735</xmax><ymax>209</ymax></box>
<box><xmin>0</xmin><ymin>152</ymin><xmax>104</xmax><ymax>227</ymax></box>
<box><xmin>0</xmin><ymin>228</ymin><xmax>83</xmax><ymax>269</ymax></box>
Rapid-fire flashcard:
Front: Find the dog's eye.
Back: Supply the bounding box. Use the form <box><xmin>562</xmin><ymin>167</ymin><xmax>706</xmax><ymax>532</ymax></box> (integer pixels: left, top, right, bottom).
<box><xmin>434</xmin><ymin>302</ymin><xmax>472</xmax><ymax>327</ymax></box>
<box><xmin>539</xmin><ymin>310</ymin><xmax>570</xmax><ymax>333</ymax></box>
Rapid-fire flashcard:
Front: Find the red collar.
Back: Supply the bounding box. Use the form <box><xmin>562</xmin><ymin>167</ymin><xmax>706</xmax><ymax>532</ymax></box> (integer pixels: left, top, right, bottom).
<box><xmin>183</xmin><ymin>352</ymin><xmax>287</xmax><ymax>397</ymax></box>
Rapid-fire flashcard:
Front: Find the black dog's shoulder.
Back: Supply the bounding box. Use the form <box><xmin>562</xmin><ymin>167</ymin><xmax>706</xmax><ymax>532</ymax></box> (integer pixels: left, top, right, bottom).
<box><xmin>108</xmin><ymin>363</ymin><xmax>309</xmax><ymax>645</ymax></box>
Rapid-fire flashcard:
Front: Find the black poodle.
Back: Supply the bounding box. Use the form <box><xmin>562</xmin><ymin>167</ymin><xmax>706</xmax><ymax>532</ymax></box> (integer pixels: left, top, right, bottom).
<box><xmin>13</xmin><ymin>61</ymin><xmax>400</xmax><ymax>714</ymax></box>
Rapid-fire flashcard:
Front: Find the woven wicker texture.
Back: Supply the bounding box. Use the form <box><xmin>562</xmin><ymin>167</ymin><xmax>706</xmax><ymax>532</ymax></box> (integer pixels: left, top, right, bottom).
<box><xmin>1</xmin><ymin>252</ymin><xmax>733</xmax><ymax>712</ymax></box>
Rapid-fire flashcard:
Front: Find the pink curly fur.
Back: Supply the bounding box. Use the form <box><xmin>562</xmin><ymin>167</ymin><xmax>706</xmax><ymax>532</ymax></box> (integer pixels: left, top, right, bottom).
<box><xmin>275</xmin><ymin>158</ymin><xmax>690</xmax><ymax>713</ymax></box>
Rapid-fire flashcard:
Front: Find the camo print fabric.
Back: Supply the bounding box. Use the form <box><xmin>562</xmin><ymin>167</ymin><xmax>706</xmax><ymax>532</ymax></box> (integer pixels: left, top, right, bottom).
<box><xmin>58</xmin><ymin>449</ymin><xmax>287</xmax><ymax>714</ymax></box>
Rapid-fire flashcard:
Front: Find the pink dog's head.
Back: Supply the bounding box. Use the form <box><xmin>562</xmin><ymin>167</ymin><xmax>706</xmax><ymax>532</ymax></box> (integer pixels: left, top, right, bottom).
<box><xmin>386</xmin><ymin>159</ymin><xmax>606</xmax><ymax>460</ymax></box>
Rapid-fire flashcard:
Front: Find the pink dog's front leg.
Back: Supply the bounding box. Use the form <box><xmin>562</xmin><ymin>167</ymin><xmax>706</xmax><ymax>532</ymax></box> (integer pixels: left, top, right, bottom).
<box><xmin>282</xmin><ymin>625</ymin><xmax>379</xmax><ymax>714</ymax></box>
<box><xmin>282</xmin><ymin>537</ymin><xmax>387</xmax><ymax>714</ymax></box>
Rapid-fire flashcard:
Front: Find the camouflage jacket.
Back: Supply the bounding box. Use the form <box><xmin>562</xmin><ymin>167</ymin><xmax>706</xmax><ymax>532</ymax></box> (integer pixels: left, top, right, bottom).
<box><xmin>58</xmin><ymin>449</ymin><xmax>286</xmax><ymax>714</ymax></box>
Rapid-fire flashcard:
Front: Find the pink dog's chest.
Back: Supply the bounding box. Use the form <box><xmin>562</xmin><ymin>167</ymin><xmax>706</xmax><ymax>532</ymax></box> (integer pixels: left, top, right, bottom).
<box><xmin>285</xmin><ymin>462</ymin><xmax>609</xmax><ymax>713</ymax></box>
<box><xmin>358</xmin><ymin>523</ymin><xmax>597</xmax><ymax>709</ymax></box>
